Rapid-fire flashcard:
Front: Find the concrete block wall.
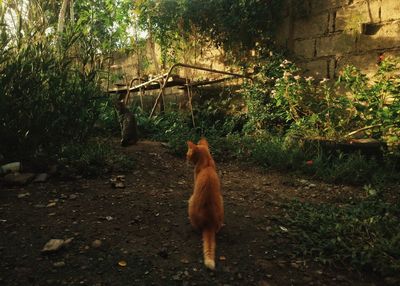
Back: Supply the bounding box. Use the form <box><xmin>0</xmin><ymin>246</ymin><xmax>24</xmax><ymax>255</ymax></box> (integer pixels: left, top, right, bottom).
<box><xmin>276</xmin><ymin>0</ymin><xmax>400</xmax><ymax>78</ymax></box>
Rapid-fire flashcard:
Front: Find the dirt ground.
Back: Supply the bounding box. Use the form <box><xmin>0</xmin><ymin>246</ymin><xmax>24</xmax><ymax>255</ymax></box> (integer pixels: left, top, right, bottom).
<box><xmin>0</xmin><ymin>140</ymin><xmax>387</xmax><ymax>285</ymax></box>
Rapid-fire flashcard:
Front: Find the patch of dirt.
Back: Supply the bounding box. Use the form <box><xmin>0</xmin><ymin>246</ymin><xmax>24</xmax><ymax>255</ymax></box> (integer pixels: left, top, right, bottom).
<box><xmin>0</xmin><ymin>140</ymin><xmax>385</xmax><ymax>285</ymax></box>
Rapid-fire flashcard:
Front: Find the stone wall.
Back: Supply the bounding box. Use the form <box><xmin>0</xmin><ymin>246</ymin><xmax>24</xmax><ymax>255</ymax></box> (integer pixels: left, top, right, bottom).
<box><xmin>110</xmin><ymin>39</ymin><xmax>228</xmax><ymax>83</ymax></box>
<box><xmin>276</xmin><ymin>0</ymin><xmax>400</xmax><ymax>78</ymax></box>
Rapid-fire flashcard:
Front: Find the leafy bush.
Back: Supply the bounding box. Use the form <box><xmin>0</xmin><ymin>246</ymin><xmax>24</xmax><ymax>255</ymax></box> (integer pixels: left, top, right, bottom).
<box><xmin>242</xmin><ymin>54</ymin><xmax>400</xmax><ymax>150</ymax></box>
<box><xmin>281</xmin><ymin>196</ymin><xmax>400</xmax><ymax>276</ymax></box>
<box><xmin>0</xmin><ymin>29</ymin><xmax>103</xmax><ymax>161</ymax></box>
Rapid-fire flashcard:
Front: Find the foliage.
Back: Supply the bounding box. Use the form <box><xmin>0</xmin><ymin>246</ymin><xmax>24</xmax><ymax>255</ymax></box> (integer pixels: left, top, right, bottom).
<box><xmin>59</xmin><ymin>139</ymin><xmax>135</xmax><ymax>176</ymax></box>
<box><xmin>95</xmin><ymin>97</ymin><xmax>121</xmax><ymax>135</ymax></box>
<box><xmin>242</xmin><ymin>54</ymin><xmax>400</xmax><ymax>151</ymax></box>
<box><xmin>75</xmin><ymin>0</ymin><xmax>137</xmax><ymax>53</ymax></box>
<box><xmin>134</xmin><ymin>0</ymin><xmax>282</xmax><ymax>64</ymax></box>
<box><xmin>337</xmin><ymin>61</ymin><xmax>400</xmax><ymax>151</ymax></box>
<box><xmin>281</xmin><ymin>196</ymin><xmax>400</xmax><ymax>276</ymax></box>
<box><xmin>0</xmin><ymin>34</ymin><xmax>102</xmax><ymax>160</ymax></box>
<box><xmin>0</xmin><ymin>0</ymin><xmax>140</xmax><ymax>163</ymax></box>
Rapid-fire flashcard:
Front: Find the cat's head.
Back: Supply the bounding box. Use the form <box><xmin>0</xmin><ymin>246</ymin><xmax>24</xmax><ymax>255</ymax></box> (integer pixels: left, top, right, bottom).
<box><xmin>197</xmin><ymin>138</ymin><xmax>209</xmax><ymax>148</ymax></box>
<box><xmin>186</xmin><ymin>139</ymin><xmax>210</xmax><ymax>163</ymax></box>
<box><xmin>186</xmin><ymin>141</ymin><xmax>198</xmax><ymax>163</ymax></box>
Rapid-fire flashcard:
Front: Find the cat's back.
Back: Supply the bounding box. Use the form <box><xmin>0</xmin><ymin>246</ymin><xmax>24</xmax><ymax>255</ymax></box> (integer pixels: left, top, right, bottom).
<box><xmin>196</xmin><ymin>165</ymin><xmax>220</xmax><ymax>192</ymax></box>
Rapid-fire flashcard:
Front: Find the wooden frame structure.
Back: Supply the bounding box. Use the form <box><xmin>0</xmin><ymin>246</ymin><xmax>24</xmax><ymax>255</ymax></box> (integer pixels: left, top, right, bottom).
<box><xmin>108</xmin><ymin>63</ymin><xmax>253</xmax><ymax>126</ymax></box>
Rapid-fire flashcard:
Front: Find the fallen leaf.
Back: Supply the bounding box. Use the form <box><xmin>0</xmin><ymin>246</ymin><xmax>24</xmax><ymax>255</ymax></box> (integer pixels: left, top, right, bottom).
<box><xmin>219</xmin><ymin>256</ymin><xmax>226</xmax><ymax>261</ymax></box>
<box><xmin>118</xmin><ymin>260</ymin><xmax>127</xmax><ymax>267</ymax></box>
<box><xmin>279</xmin><ymin>226</ymin><xmax>288</xmax><ymax>232</ymax></box>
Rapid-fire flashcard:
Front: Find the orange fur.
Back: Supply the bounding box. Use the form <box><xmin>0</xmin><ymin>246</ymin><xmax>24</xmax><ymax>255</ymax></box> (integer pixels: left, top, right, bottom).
<box><xmin>187</xmin><ymin>138</ymin><xmax>224</xmax><ymax>270</ymax></box>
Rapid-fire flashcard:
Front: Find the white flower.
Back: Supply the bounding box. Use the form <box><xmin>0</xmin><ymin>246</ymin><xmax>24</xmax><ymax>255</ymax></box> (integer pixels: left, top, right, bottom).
<box><xmin>293</xmin><ymin>75</ymin><xmax>301</xmax><ymax>81</ymax></box>
<box><xmin>320</xmin><ymin>78</ymin><xmax>329</xmax><ymax>84</ymax></box>
<box><xmin>283</xmin><ymin>71</ymin><xmax>292</xmax><ymax>79</ymax></box>
<box><xmin>305</xmin><ymin>76</ymin><xmax>314</xmax><ymax>82</ymax></box>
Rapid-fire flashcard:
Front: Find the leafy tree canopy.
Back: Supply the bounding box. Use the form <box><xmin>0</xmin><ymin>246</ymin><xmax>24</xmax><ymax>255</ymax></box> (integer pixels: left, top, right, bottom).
<box><xmin>134</xmin><ymin>0</ymin><xmax>282</xmax><ymax>62</ymax></box>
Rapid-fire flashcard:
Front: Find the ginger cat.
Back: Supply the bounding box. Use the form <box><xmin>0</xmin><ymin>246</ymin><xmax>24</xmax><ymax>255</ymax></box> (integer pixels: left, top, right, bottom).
<box><xmin>186</xmin><ymin>138</ymin><xmax>224</xmax><ymax>270</ymax></box>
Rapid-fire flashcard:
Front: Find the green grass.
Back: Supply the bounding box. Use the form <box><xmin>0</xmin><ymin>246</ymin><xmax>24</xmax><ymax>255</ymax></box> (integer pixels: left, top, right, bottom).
<box><xmin>279</xmin><ymin>196</ymin><xmax>400</xmax><ymax>276</ymax></box>
<box><xmin>135</xmin><ymin>107</ymin><xmax>399</xmax><ymax>186</ymax></box>
<box><xmin>59</xmin><ymin>139</ymin><xmax>135</xmax><ymax>177</ymax></box>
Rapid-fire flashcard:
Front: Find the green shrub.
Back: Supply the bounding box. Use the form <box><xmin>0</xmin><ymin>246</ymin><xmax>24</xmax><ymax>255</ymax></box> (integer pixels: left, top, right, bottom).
<box><xmin>0</xmin><ymin>36</ymin><xmax>102</xmax><ymax>161</ymax></box>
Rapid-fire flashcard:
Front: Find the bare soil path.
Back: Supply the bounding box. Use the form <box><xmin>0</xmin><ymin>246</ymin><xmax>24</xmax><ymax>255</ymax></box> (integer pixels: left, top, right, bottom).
<box><xmin>0</xmin><ymin>141</ymin><xmax>382</xmax><ymax>285</ymax></box>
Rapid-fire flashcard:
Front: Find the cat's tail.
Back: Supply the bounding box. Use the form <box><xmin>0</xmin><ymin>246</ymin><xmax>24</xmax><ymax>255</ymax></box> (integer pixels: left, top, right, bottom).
<box><xmin>202</xmin><ymin>228</ymin><xmax>216</xmax><ymax>270</ymax></box>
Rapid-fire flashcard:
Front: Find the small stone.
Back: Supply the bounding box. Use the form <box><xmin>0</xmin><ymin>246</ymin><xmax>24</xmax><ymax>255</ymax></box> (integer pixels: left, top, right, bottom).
<box><xmin>53</xmin><ymin>261</ymin><xmax>65</xmax><ymax>268</ymax></box>
<box><xmin>180</xmin><ymin>258</ymin><xmax>189</xmax><ymax>264</ymax></box>
<box><xmin>34</xmin><ymin>204</ymin><xmax>46</xmax><ymax>208</ymax></box>
<box><xmin>34</xmin><ymin>173</ymin><xmax>49</xmax><ymax>183</ymax></box>
<box><xmin>63</xmin><ymin>238</ymin><xmax>73</xmax><ymax>245</ymax></box>
<box><xmin>17</xmin><ymin>193</ymin><xmax>30</xmax><ymax>198</ymax></box>
<box><xmin>308</xmin><ymin>183</ymin><xmax>317</xmax><ymax>188</ymax></box>
<box><xmin>157</xmin><ymin>248</ymin><xmax>168</xmax><ymax>259</ymax></box>
<box><xmin>290</xmin><ymin>262</ymin><xmax>300</xmax><ymax>269</ymax></box>
<box><xmin>91</xmin><ymin>240</ymin><xmax>102</xmax><ymax>248</ymax></box>
<box><xmin>41</xmin><ymin>239</ymin><xmax>65</xmax><ymax>253</ymax></box>
<box><xmin>46</xmin><ymin>202</ymin><xmax>56</xmax><ymax>207</ymax></box>
<box><xmin>114</xmin><ymin>182</ymin><xmax>125</xmax><ymax>189</ymax></box>
<box><xmin>299</xmin><ymin>179</ymin><xmax>308</xmax><ymax>185</ymax></box>
<box><xmin>336</xmin><ymin>275</ymin><xmax>346</xmax><ymax>281</ymax></box>
<box><xmin>116</xmin><ymin>175</ymin><xmax>125</xmax><ymax>181</ymax></box>
<box><xmin>172</xmin><ymin>272</ymin><xmax>183</xmax><ymax>281</ymax></box>
<box><xmin>69</xmin><ymin>194</ymin><xmax>78</xmax><ymax>200</ymax></box>
<box><xmin>3</xmin><ymin>173</ymin><xmax>35</xmax><ymax>185</ymax></box>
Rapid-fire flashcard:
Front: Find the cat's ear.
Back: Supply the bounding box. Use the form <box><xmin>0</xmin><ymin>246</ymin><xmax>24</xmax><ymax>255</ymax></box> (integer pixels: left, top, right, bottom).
<box><xmin>187</xmin><ymin>141</ymin><xmax>196</xmax><ymax>149</ymax></box>
<box><xmin>198</xmin><ymin>138</ymin><xmax>209</xmax><ymax>147</ymax></box>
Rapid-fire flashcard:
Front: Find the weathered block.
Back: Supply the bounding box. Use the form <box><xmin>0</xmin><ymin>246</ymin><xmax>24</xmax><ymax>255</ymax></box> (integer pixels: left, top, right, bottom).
<box><xmin>294</xmin><ymin>38</ymin><xmax>316</xmax><ymax>59</ymax></box>
<box><xmin>336</xmin><ymin>53</ymin><xmax>381</xmax><ymax>77</ymax></box>
<box><xmin>384</xmin><ymin>50</ymin><xmax>400</xmax><ymax>59</ymax></box>
<box><xmin>298</xmin><ymin>59</ymin><xmax>330</xmax><ymax>78</ymax></box>
<box><xmin>310</xmin><ymin>0</ymin><xmax>351</xmax><ymax>14</ymax></box>
<box><xmin>357</xmin><ymin>21</ymin><xmax>400</xmax><ymax>52</ymax></box>
<box><xmin>293</xmin><ymin>13</ymin><xmax>330</xmax><ymax>39</ymax></box>
<box><xmin>275</xmin><ymin>17</ymin><xmax>291</xmax><ymax>47</ymax></box>
<box><xmin>380</xmin><ymin>0</ymin><xmax>400</xmax><ymax>22</ymax></box>
<box><xmin>335</xmin><ymin>0</ymin><xmax>381</xmax><ymax>32</ymax></box>
<box><xmin>317</xmin><ymin>33</ymin><xmax>356</xmax><ymax>57</ymax></box>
